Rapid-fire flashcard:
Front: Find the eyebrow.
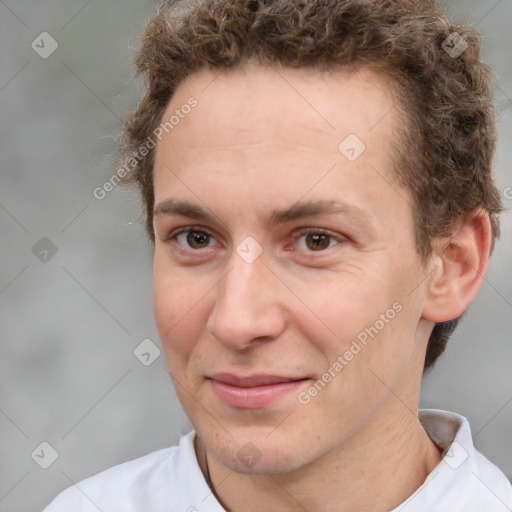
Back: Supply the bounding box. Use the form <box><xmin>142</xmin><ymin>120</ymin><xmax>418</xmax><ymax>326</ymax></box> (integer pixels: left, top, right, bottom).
<box><xmin>153</xmin><ymin>198</ymin><xmax>375</xmax><ymax>231</ymax></box>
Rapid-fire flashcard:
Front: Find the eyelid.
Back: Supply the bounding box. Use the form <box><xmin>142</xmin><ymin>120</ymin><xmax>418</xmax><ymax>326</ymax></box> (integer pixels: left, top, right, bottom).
<box><xmin>167</xmin><ymin>225</ymin><xmax>213</xmax><ymax>241</ymax></box>
<box><xmin>292</xmin><ymin>227</ymin><xmax>345</xmax><ymax>241</ymax></box>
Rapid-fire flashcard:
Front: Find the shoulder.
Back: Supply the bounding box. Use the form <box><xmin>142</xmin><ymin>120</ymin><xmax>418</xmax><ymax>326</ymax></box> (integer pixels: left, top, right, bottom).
<box><xmin>470</xmin><ymin>449</ymin><xmax>512</xmax><ymax>509</ymax></box>
<box><xmin>398</xmin><ymin>409</ymin><xmax>512</xmax><ymax>512</ymax></box>
<box><xmin>42</xmin><ymin>432</ymin><xmax>199</xmax><ymax>512</ymax></box>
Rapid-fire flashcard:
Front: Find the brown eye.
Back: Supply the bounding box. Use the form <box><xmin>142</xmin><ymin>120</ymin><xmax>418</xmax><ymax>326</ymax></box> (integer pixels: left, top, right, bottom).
<box><xmin>175</xmin><ymin>230</ymin><xmax>212</xmax><ymax>249</ymax></box>
<box><xmin>305</xmin><ymin>233</ymin><xmax>331</xmax><ymax>251</ymax></box>
<box><xmin>296</xmin><ymin>230</ymin><xmax>340</xmax><ymax>252</ymax></box>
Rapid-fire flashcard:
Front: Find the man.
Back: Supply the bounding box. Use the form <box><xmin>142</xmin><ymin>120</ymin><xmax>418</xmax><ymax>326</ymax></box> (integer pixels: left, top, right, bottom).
<box><xmin>44</xmin><ymin>0</ymin><xmax>512</xmax><ymax>510</ymax></box>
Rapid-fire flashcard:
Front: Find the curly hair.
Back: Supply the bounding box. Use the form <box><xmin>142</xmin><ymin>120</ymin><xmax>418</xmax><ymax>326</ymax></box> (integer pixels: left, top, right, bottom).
<box><xmin>116</xmin><ymin>0</ymin><xmax>503</xmax><ymax>372</ymax></box>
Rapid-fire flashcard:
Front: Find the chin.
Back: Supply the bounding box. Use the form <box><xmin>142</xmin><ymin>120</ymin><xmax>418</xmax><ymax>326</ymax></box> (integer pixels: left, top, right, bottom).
<box><xmin>202</xmin><ymin>427</ymin><xmax>319</xmax><ymax>475</ymax></box>
<box><xmin>218</xmin><ymin>447</ymin><xmax>308</xmax><ymax>475</ymax></box>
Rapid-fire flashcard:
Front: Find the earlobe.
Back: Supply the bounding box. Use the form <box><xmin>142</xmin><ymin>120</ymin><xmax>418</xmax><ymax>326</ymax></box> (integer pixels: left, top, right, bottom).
<box><xmin>421</xmin><ymin>210</ymin><xmax>492</xmax><ymax>323</ymax></box>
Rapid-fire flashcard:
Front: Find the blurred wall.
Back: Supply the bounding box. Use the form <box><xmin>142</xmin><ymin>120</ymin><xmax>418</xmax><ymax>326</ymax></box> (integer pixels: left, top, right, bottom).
<box><xmin>0</xmin><ymin>1</ymin><xmax>510</xmax><ymax>511</ymax></box>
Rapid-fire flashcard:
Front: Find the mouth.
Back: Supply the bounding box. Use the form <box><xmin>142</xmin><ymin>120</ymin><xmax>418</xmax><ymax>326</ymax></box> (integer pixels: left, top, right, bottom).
<box><xmin>207</xmin><ymin>373</ymin><xmax>309</xmax><ymax>409</ymax></box>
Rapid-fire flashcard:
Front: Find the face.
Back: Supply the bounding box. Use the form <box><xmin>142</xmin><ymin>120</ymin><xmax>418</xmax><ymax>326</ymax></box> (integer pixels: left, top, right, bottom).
<box><xmin>152</xmin><ymin>64</ymin><xmax>432</xmax><ymax>474</ymax></box>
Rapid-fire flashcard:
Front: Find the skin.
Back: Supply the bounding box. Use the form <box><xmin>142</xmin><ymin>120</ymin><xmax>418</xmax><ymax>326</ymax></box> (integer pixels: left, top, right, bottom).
<box><xmin>152</xmin><ymin>64</ymin><xmax>491</xmax><ymax>512</ymax></box>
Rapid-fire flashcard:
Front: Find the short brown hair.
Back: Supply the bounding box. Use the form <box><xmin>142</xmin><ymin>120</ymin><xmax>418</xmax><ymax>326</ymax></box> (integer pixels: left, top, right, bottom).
<box><xmin>116</xmin><ymin>0</ymin><xmax>503</xmax><ymax>371</ymax></box>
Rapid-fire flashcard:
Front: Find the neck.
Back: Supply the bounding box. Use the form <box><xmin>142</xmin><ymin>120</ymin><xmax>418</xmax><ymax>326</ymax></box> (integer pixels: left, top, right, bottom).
<box><xmin>195</xmin><ymin>404</ymin><xmax>442</xmax><ymax>512</ymax></box>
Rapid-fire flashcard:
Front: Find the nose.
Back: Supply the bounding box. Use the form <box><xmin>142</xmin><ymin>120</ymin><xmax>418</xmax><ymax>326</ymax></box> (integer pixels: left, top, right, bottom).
<box><xmin>206</xmin><ymin>250</ymin><xmax>287</xmax><ymax>351</ymax></box>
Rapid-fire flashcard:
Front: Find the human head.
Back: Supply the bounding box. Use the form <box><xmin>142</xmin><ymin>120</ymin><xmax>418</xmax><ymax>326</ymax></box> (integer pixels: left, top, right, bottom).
<box><xmin>116</xmin><ymin>0</ymin><xmax>502</xmax><ymax>371</ymax></box>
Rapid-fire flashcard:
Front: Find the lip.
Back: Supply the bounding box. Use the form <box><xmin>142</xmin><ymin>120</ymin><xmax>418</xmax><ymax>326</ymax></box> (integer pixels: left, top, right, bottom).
<box><xmin>208</xmin><ymin>373</ymin><xmax>308</xmax><ymax>409</ymax></box>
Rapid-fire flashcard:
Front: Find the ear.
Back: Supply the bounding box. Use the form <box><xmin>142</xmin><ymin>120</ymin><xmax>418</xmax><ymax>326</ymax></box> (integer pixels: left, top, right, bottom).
<box><xmin>421</xmin><ymin>210</ymin><xmax>492</xmax><ymax>323</ymax></box>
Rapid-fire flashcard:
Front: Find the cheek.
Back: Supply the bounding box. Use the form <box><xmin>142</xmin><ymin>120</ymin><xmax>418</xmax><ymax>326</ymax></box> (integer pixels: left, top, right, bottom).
<box><xmin>152</xmin><ymin>261</ymin><xmax>207</xmax><ymax>359</ymax></box>
<box><xmin>303</xmin><ymin>261</ymin><xmax>415</xmax><ymax>370</ymax></box>
<box><xmin>153</xmin><ymin>251</ymin><xmax>203</xmax><ymax>323</ymax></box>
<box><xmin>297</xmin><ymin>265</ymin><xmax>388</xmax><ymax>347</ymax></box>
<box><xmin>153</xmin><ymin>270</ymin><xmax>178</xmax><ymax>336</ymax></box>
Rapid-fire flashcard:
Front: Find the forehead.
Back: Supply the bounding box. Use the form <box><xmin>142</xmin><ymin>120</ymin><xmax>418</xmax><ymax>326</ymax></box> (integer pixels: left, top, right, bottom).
<box><xmin>155</xmin><ymin>64</ymin><xmax>400</xmax><ymax>159</ymax></box>
<box><xmin>152</xmin><ymin>64</ymin><xmax>409</xmax><ymax>230</ymax></box>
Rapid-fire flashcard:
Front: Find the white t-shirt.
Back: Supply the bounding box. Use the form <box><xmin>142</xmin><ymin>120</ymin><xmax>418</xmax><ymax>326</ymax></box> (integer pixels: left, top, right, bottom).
<box><xmin>43</xmin><ymin>409</ymin><xmax>512</xmax><ymax>512</ymax></box>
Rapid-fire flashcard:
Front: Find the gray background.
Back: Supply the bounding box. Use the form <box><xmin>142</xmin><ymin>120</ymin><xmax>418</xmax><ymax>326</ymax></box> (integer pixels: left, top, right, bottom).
<box><xmin>0</xmin><ymin>1</ymin><xmax>510</xmax><ymax>511</ymax></box>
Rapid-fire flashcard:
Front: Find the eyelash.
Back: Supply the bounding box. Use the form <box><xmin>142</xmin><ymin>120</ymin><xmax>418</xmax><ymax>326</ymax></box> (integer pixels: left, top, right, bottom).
<box><xmin>166</xmin><ymin>226</ymin><xmax>345</xmax><ymax>255</ymax></box>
